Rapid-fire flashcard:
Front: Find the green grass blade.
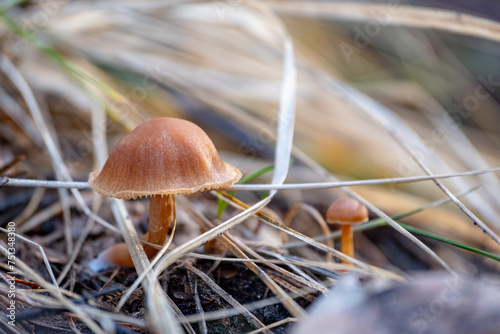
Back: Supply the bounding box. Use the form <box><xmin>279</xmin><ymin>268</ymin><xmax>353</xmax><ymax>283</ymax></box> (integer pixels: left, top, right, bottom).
<box><xmin>399</xmin><ymin>222</ymin><xmax>500</xmax><ymax>262</ymax></box>
<box><xmin>217</xmin><ymin>165</ymin><xmax>275</xmax><ymax>219</ymax></box>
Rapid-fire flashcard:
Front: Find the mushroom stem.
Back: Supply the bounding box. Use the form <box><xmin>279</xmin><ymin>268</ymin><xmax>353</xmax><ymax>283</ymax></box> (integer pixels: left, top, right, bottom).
<box><xmin>96</xmin><ymin>195</ymin><xmax>174</xmax><ymax>268</ymax></box>
<box><xmin>143</xmin><ymin>194</ymin><xmax>174</xmax><ymax>259</ymax></box>
<box><xmin>340</xmin><ymin>224</ymin><xmax>354</xmax><ymax>264</ymax></box>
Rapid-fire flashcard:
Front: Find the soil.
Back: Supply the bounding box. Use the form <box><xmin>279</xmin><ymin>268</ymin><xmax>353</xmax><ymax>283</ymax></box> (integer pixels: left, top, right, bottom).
<box><xmin>8</xmin><ymin>258</ymin><xmax>313</xmax><ymax>333</ymax></box>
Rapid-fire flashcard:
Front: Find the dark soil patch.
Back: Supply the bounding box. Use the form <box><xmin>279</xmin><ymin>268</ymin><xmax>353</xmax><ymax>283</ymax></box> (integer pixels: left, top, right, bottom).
<box><xmin>8</xmin><ymin>259</ymin><xmax>312</xmax><ymax>333</ymax></box>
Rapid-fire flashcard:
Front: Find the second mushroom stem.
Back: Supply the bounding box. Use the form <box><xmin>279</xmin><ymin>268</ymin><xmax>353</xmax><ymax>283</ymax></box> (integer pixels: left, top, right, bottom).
<box><xmin>341</xmin><ymin>224</ymin><xmax>354</xmax><ymax>264</ymax></box>
<box><xmin>143</xmin><ymin>194</ymin><xmax>175</xmax><ymax>259</ymax></box>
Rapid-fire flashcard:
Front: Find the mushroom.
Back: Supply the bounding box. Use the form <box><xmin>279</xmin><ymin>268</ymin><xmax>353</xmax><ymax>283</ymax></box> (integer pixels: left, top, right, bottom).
<box><xmin>326</xmin><ymin>198</ymin><xmax>368</xmax><ymax>264</ymax></box>
<box><xmin>88</xmin><ymin>117</ymin><xmax>241</xmax><ymax>267</ymax></box>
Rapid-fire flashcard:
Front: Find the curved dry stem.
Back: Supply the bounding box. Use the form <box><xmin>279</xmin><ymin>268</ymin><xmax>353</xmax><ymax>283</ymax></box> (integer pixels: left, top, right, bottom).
<box><xmin>282</xmin><ymin>203</ymin><xmax>334</xmax><ymax>262</ymax></box>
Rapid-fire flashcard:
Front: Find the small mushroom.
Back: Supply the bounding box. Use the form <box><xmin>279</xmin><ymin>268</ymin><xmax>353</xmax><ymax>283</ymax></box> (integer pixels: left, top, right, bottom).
<box><xmin>89</xmin><ymin>117</ymin><xmax>241</xmax><ymax>267</ymax></box>
<box><xmin>326</xmin><ymin>198</ymin><xmax>368</xmax><ymax>264</ymax></box>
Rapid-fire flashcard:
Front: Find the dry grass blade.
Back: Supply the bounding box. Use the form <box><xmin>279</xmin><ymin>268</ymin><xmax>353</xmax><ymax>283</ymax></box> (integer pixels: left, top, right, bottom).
<box><xmin>56</xmin><ymin>196</ymin><xmax>101</xmax><ymax>284</ymax></box>
<box><xmin>71</xmin><ymin>190</ymin><xmax>120</xmax><ymax>233</ymax></box>
<box><xmin>13</xmin><ymin>188</ymin><xmax>118</xmax><ymax>234</ymax></box>
<box><xmin>257</xmin><ymin>249</ymin><xmax>325</xmax><ymax>291</ymax></box>
<box><xmin>114</xmin><ymin>206</ymin><xmax>178</xmax><ymax>311</ymax></box>
<box><xmin>108</xmin><ymin>199</ymin><xmax>182</xmax><ymax>333</ymax></box>
<box><xmin>187</xmin><ymin>270</ymin><xmax>207</xmax><ymax>334</ymax></box>
<box><xmin>1</xmin><ymin>283</ymin><xmax>148</xmax><ymax>329</ymax></box>
<box><xmin>147</xmin><ymin>279</ymin><xmax>184</xmax><ymax>334</ymax></box>
<box><xmin>282</xmin><ymin>146</ymin><xmax>456</xmax><ymax>273</ymax></box>
<box><xmin>2</xmin><ymin>179</ymin><xmax>90</xmax><ymax>189</ymax></box>
<box><xmin>0</xmin><ymin>87</ymin><xmax>44</xmax><ymax>148</ymax></box>
<box><xmin>0</xmin><ymin>55</ymin><xmax>118</xmax><ymax>249</ymax></box>
<box><xmin>229</xmin><ymin>168</ymin><xmax>500</xmax><ymax>190</ymax></box>
<box><xmin>6</xmin><ymin>167</ymin><xmax>500</xmax><ymax>191</ymax></box>
<box><xmin>12</xmin><ymin>187</ymin><xmax>45</xmax><ymax>224</ymax></box>
<box><xmin>418</xmin><ymin>90</ymin><xmax>500</xmax><ymax>211</ymax></box>
<box><xmin>90</xmin><ymin>101</ymin><xmax>108</xmax><ymax>167</ymax></box>
<box><xmin>231</xmin><ymin>236</ymin><xmax>328</xmax><ymax>294</ymax></box>
<box><xmin>336</xmin><ymin>84</ymin><xmax>500</xmax><ymax>246</ymax></box>
<box><xmin>270</xmin><ymin>2</ymin><xmax>500</xmax><ymax>42</ymax></box>
<box><xmin>343</xmin><ymin>188</ymin><xmax>457</xmax><ymax>274</ymax></box>
<box><xmin>283</xmin><ymin>203</ymin><xmax>335</xmax><ymax>262</ymax></box>
<box><xmin>247</xmin><ymin>318</ymin><xmax>298</xmax><ymax>334</ymax></box>
<box><xmin>180</xmin><ymin>277</ymin><xmax>332</xmax><ymax>324</ymax></box>
<box><xmin>250</xmin><ymin>1</ymin><xmax>297</xmax><ymax>189</ymax></box>
<box><xmin>0</xmin><ymin>246</ymin><xmax>105</xmax><ymax>334</ymax></box>
<box><xmin>225</xmin><ymin>238</ymin><xmax>306</xmax><ymax>318</ymax></box>
<box><xmin>188</xmin><ymin>253</ymin><xmax>362</xmax><ymax>275</ymax></box>
<box><xmin>108</xmin><ymin>199</ymin><xmax>147</xmax><ymax>271</ymax></box>
<box><xmin>52</xmin><ymin>98</ymin><xmax>107</xmax><ymax>283</ymax></box>
<box><xmin>281</xmin><ymin>185</ymin><xmax>483</xmax><ymax>249</ymax></box>
<box><xmin>181</xmin><ymin>198</ymin><xmax>310</xmax><ymax>318</ymax></box>
<box><xmin>163</xmin><ymin>293</ymin><xmax>197</xmax><ymax>334</ymax></box>
<box><xmin>107</xmin><ymin>198</ymin><xmax>180</xmax><ymax>333</ymax></box>
<box><xmin>216</xmin><ymin>191</ymin><xmax>403</xmax><ymax>280</ymax></box>
<box><xmin>0</xmin><ymin>55</ymin><xmax>74</xmax><ymax>254</ymax></box>
<box><xmin>18</xmin><ymin>191</ymin><xmax>91</xmax><ymax>233</ymax></box>
<box><xmin>270</xmin><ymin>37</ymin><xmax>296</xmax><ymax>186</ymax></box>
<box><xmin>152</xmin><ymin>197</ymin><xmax>306</xmax><ymax>318</ymax></box>
<box><xmin>187</xmin><ymin>263</ymin><xmax>269</xmax><ymax>333</ymax></box>
<box><xmin>0</xmin><ymin>227</ymin><xmax>59</xmax><ymax>290</ymax></box>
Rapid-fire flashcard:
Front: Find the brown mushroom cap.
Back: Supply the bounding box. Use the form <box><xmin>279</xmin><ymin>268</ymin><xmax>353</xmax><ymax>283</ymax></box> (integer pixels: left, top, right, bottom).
<box><xmin>326</xmin><ymin>198</ymin><xmax>368</xmax><ymax>225</ymax></box>
<box><xmin>88</xmin><ymin>117</ymin><xmax>241</xmax><ymax>199</ymax></box>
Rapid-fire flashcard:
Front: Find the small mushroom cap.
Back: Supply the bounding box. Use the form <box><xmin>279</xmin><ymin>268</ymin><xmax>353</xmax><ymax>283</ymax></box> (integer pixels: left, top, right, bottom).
<box><xmin>326</xmin><ymin>198</ymin><xmax>368</xmax><ymax>225</ymax></box>
<box><xmin>88</xmin><ymin>117</ymin><xmax>241</xmax><ymax>199</ymax></box>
